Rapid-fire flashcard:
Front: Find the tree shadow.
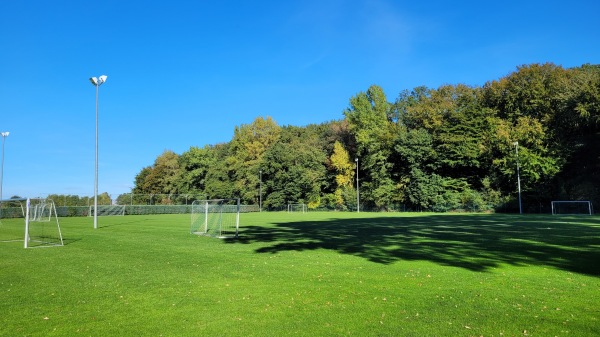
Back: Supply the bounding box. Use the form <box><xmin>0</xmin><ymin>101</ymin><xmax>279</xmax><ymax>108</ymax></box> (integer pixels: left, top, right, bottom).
<box><xmin>230</xmin><ymin>214</ymin><xmax>600</xmax><ymax>276</ymax></box>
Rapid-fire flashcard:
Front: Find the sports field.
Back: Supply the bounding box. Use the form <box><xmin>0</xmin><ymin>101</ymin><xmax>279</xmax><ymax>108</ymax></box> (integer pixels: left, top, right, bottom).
<box><xmin>1</xmin><ymin>212</ymin><xmax>599</xmax><ymax>336</ymax></box>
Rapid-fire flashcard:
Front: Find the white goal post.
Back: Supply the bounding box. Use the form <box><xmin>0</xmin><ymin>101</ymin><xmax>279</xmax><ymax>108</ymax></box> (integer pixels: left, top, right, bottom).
<box><xmin>0</xmin><ymin>198</ymin><xmax>64</xmax><ymax>248</ymax></box>
<box><xmin>551</xmin><ymin>201</ymin><xmax>593</xmax><ymax>215</ymax></box>
<box><xmin>190</xmin><ymin>199</ymin><xmax>240</xmax><ymax>238</ymax></box>
<box><xmin>287</xmin><ymin>203</ymin><xmax>306</xmax><ymax>213</ymax></box>
<box><xmin>89</xmin><ymin>204</ymin><xmax>126</xmax><ymax>216</ymax></box>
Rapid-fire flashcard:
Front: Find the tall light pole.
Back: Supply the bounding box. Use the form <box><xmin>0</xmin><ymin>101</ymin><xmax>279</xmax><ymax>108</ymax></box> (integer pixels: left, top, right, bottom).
<box><xmin>513</xmin><ymin>141</ymin><xmax>522</xmax><ymax>214</ymax></box>
<box><xmin>0</xmin><ymin>132</ymin><xmax>9</xmax><ymax>210</ymax></box>
<box><xmin>355</xmin><ymin>157</ymin><xmax>359</xmax><ymax>213</ymax></box>
<box><xmin>259</xmin><ymin>170</ymin><xmax>262</xmax><ymax>212</ymax></box>
<box><xmin>90</xmin><ymin>75</ymin><xmax>107</xmax><ymax>229</ymax></box>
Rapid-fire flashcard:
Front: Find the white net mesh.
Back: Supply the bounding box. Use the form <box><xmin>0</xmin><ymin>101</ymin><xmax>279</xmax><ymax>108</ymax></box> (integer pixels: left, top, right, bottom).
<box><xmin>190</xmin><ymin>199</ymin><xmax>240</xmax><ymax>238</ymax></box>
<box><xmin>89</xmin><ymin>205</ymin><xmax>126</xmax><ymax>216</ymax></box>
<box><xmin>287</xmin><ymin>203</ymin><xmax>306</xmax><ymax>213</ymax></box>
<box><xmin>551</xmin><ymin>201</ymin><xmax>593</xmax><ymax>215</ymax></box>
<box><xmin>25</xmin><ymin>199</ymin><xmax>64</xmax><ymax>248</ymax></box>
<box><xmin>1</xmin><ymin>198</ymin><xmax>63</xmax><ymax>248</ymax></box>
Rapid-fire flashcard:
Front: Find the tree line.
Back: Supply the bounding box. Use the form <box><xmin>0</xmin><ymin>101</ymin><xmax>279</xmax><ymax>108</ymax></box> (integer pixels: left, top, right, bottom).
<box><xmin>127</xmin><ymin>63</ymin><xmax>600</xmax><ymax>212</ymax></box>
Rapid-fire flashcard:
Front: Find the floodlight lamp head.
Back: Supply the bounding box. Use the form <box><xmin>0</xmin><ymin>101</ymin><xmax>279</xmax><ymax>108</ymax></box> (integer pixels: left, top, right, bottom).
<box><xmin>98</xmin><ymin>75</ymin><xmax>107</xmax><ymax>84</ymax></box>
<box><xmin>512</xmin><ymin>141</ymin><xmax>519</xmax><ymax>146</ymax></box>
<box><xmin>1</xmin><ymin>132</ymin><xmax>9</xmax><ymax>137</ymax></box>
<box><xmin>89</xmin><ymin>77</ymin><xmax>98</xmax><ymax>85</ymax></box>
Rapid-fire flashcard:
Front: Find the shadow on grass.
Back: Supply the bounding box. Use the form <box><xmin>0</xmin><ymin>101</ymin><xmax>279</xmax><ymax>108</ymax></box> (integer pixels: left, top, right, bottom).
<box><xmin>230</xmin><ymin>214</ymin><xmax>600</xmax><ymax>276</ymax></box>
<box><xmin>60</xmin><ymin>237</ymin><xmax>82</xmax><ymax>246</ymax></box>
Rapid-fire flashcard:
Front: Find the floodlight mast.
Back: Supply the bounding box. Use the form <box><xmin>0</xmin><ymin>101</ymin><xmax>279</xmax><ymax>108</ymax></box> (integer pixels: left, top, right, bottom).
<box><xmin>0</xmin><ymin>132</ymin><xmax>9</xmax><ymax>216</ymax></box>
<box><xmin>90</xmin><ymin>75</ymin><xmax>107</xmax><ymax>229</ymax></box>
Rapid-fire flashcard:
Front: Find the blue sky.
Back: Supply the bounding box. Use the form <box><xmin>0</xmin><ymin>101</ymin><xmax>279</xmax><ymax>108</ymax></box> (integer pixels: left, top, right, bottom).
<box><xmin>0</xmin><ymin>0</ymin><xmax>598</xmax><ymax>200</ymax></box>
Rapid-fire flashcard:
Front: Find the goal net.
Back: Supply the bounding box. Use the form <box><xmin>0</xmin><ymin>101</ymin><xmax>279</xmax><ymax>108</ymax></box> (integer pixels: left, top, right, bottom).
<box><xmin>0</xmin><ymin>198</ymin><xmax>64</xmax><ymax>248</ymax></box>
<box><xmin>287</xmin><ymin>203</ymin><xmax>306</xmax><ymax>213</ymax></box>
<box><xmin>89</xmin><ymin>204</ymin><xmax>126</xmax><ymax>216</ymax></box>
<box><xmin>551</xmin><ymin>201</ymin><xmax>593</xmax><ymax>215</ymax></box>
<box><xmin>190</xmin><ymin>199</ymin><xmax>240</xmax><ymax>238</ymax></box>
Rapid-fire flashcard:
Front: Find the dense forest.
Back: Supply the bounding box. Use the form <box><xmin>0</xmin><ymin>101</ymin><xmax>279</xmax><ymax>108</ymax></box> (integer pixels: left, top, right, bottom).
<box><xmin>123</xmin><ymin>63</ymin><xmax>600</xmax><ymax>213</ymax></box>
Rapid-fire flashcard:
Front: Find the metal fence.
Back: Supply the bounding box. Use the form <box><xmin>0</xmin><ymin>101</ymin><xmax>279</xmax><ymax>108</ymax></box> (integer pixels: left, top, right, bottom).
<box><xmin>0</xmin><ymin>204</ymin><xmax>261</xmax><ymax>218</ymax></box>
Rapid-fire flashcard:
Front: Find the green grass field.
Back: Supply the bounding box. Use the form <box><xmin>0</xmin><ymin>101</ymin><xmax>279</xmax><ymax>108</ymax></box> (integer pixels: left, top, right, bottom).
<box><xmin>1</xmin><ymin>212</ymin><xmax>599</xmax><ymax>336</ymax></box>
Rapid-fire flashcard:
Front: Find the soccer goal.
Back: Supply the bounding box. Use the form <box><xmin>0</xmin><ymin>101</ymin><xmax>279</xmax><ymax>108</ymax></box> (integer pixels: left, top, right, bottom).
<box><xmin>287</xmin><ymin>203</ymin><xmax>306</xmax><ymax>213</ymax></box>
<box><xmin>190</xmin><ymin>199</ymin><xmax>240</xmax><ymax>238</ymax></box>
<box><xmin>0</xmin><ymin>198</ymin><xmax>64</xmax><ymax>248</ymax></box>
<box><xmin>89</xmin><ymin>204</ymin><xmax>126</xmax><ymax>216</ymax></box>
<box><xmin>551</xmin><ymin>201</ymin><xmax>594</xmax><ymax>215</ymax></box>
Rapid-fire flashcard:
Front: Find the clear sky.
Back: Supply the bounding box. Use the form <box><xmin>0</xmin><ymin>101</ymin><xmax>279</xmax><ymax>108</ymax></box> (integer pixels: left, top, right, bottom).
<box><xmin>0</xmin><ymin>0</ymin><xmax>598</xmax><ymax>200</ymax></box>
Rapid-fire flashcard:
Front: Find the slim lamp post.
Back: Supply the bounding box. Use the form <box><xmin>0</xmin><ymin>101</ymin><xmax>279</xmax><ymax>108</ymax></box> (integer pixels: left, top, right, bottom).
<box><xmin>89</xmin><ymin>75</ymin><xmax>107</xmax><ymax>229</ymax></box>
<box><xmin>0</xmin><ymin>132</ymin><xmax>9</xmax><ymax>213</ymax></box>
<box><xmin>259</xmin><ymin>170</ymin><xmax>262</xmax><ymax>212</ymax></box>
<box><xmin>513</xmin><ymin>141</ymin><xmax>522</xmax><ymax>214</ymax></box>
<box><xmin>355</xmin><ymin>157</ymin><xmax>359</xmax><ymax>213</ymax></box>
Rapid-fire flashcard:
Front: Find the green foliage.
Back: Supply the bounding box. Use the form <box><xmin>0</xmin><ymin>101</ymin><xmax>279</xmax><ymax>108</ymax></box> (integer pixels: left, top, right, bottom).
<box><xmin>227</xmin><ymin>116</ymin><xmax>281</xmax><ymax>204</ymax></box>
<box><xmin>176</xmin><ymin>145</ymin><xmax>218</xmax><ymax>194</ymax></box>
<box><xmin>204</xmin><ymin>143</ymin><xmax>234</xmax><ymax>199</ymax></box>
<box><xmin>433</xmin><ymin>86</ymin><xmax>489</xmax><ymax>173</ymax></box>
<box><xmin>344</xmin><ymin>85</ymin><xmax>399</xmax><ymax>208</ymax></box>
<box><xmin>395</xmin><ymin>127</ymin><xmax>437</xmax><ymax>170</ymax></box>
<box><xmin>129</xmin><ymin>63</ymin><xmax>600</xmax><ymax>213</ymax></box>
<box><xmin>569</xmin><ymin>64</ymin><xmax>600</xmax><ymax>131</ymax></box>
<box><xmin>482</xmin><ymin>63</ymin><xmax>565</xmax><ymax>123</ymax></box>
<box><xmin>45</xmin><ymin>194</ymin><xmax>110</xmax><ymax>207</ymax></box>
<box><xmin>47</xmin><ymin>194</ymin><xmax>93</xmax><ymax>206</ymax></box>
<box><xmin>261</xmin><ymin>126</ymin><xmax>327</xmax><ymax>209</ymax></box>
<box><xmin>405</xmin><ymin>168</ymin><xmax>442</xmax><ymax>209</ymax></box>
<box><xmin>97</xmin><ymin>192</ymin><xmax>112</xmax><ymax>205</ymax></box>
<box><xmin>133</xmin><ymin>150</ymin><xmax>180</xmax><ymax>195</ymax></box>
<box><xmin>115</xmin><ymin>193</ymin><xmax>132</xmax><ymax>205</ymax></box>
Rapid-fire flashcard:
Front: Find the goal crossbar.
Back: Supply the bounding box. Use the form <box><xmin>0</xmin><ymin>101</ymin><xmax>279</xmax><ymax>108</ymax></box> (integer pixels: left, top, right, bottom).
<box><xmin>551</xmin><ymin>201</ymin><xmax>593</xmax><ymax>215</ymax></box>
<box><xmin>190</xmin><ymin>199</ymin><xmax>240</xmax><ymax>238</ymax></box>
<box><xmin>1</xmin><ymin>198</ymin><xmax>64</xmax><ymax>248</ymax></box>
<box><xmin>287</xmin><ymin>203</ymin><xmax>307</xmax><ymax>213</ymax></box>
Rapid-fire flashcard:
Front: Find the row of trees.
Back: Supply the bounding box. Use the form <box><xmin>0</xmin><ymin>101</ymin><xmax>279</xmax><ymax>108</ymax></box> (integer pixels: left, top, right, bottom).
<box><xmin>1</xmin><ymin>194</ymin><xmax>113</xmax><ymax>207</ymax></box>
<box><xmin>128</xmin><ymin>63</ymin><xmax>600</xmax><ymax>212</ymax></box>
<box><xmin>54</xmin><ymin>193</ymin><xmax>110</xmax><ymax>206</ymax></box>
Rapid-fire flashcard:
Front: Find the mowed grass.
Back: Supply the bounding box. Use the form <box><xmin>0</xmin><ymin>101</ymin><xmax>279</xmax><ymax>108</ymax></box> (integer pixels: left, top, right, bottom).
<box><xmin>1</xmin><ymin>212</ymin><xmax>599</xmax><ymax>336</ymax></box>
